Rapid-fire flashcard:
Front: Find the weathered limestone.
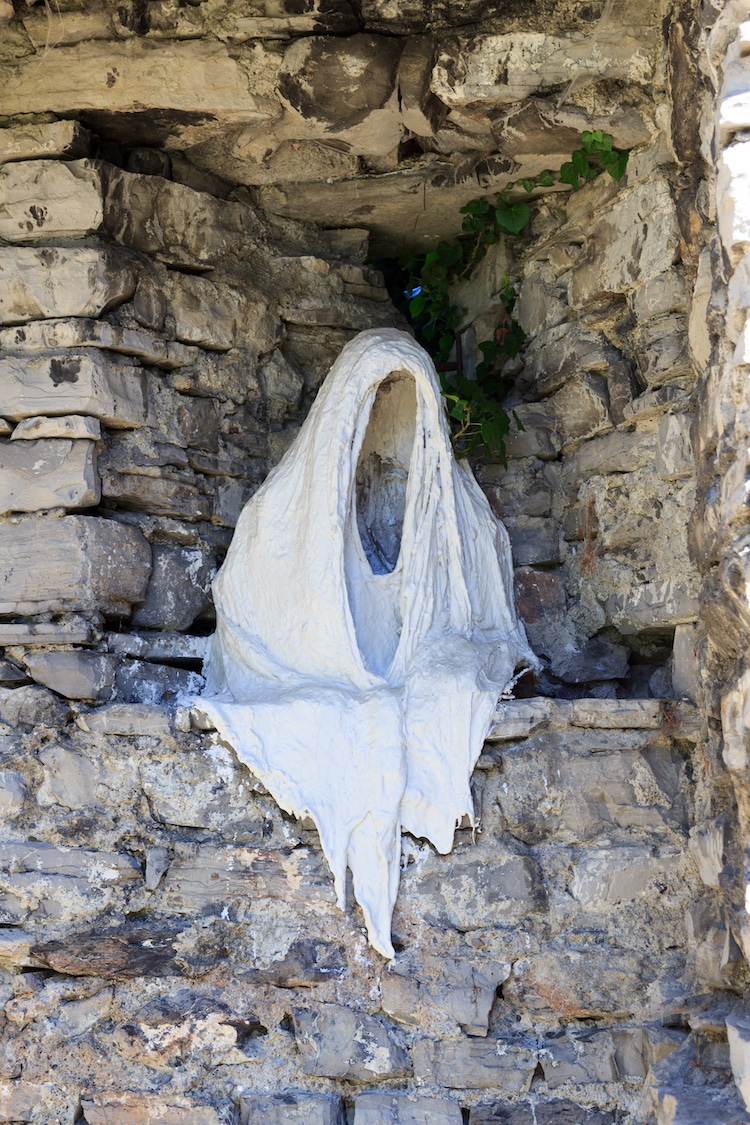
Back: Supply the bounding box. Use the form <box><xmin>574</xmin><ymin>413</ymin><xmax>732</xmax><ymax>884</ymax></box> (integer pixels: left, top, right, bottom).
<box><xmin>293</xmin><ymin>1003</ymin><xmax>409</xmax><ymax>1080</ymax></box>
<box><xmin>0</xmin><ymin>516</ymin><xmax>151</xmax><ymax>615</ymax></box>
<box><xmin>10</xmin><ymin>415</ymin><xmax>102</xmax><ymax>441</ymax></box>
<box><xmin>0</xmin><ymin>247</ymin><xmax>135</xmax><ymax>325</ymax></box>
<box><xmin>23</xmin><ymin>651</ymin><xmax>115</xmax><ymax>702</ymax></box>
<box><xmin>0</xmin><ymin>159</ymin><xmax>104</xmax><ymax>242</ymax></box>
<box><xmin>0</xmin><ymin>121</ymin><xmax>92</xmax><ymax>165</ymax></box>
<box><xmin>0</xmin><ymin>438</ymin><xmax>99</xmax><ymax>516</ymax></box>
<box><xmin>0</xmin><ymin>317</ymin><xmax>198</xmax><ymax>369</ymax></box>
<box><xmin>0</xmin><ymin>352</ymin><xmax>146</xmax><ymax>428</ymax></box>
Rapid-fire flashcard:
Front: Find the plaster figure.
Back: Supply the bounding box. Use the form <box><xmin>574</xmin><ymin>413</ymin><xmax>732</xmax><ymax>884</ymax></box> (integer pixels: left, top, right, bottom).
<box><xmin>196</xmin><ymin>328</ymin><xmax>536</xmax><ymax>958</ymax></box>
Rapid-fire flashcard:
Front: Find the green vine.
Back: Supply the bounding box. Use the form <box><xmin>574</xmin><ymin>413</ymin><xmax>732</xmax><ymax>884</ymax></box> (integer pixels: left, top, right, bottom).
<box><xmin>399</xmin><ymin>130</ymin><xmax>629</xmax><ymax>462</ymax></box>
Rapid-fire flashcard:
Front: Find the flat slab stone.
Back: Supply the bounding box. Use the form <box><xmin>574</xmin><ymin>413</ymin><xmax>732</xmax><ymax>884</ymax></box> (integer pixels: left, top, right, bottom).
<box><xmin>0</xmin><ymin>121</ymin><xmax>92</xmax><ymax>165</ymax></box>
<box><xmin>0</xmin><ymin>159</ymin><xmax>104</xmax><ymax>242</ymax></box>
<box><xmin>0</xmin><ymin>619</ymin><xmax>97</xmax><ymax>646</ymax></box>
<box><xmin>0</xmin><ymin>437</ymin><xmax>100</xmax><ymax>516</ymax></box>
<box><xmin>81</xmin><ymin>1091</ymin><xmax>224</xmax><ymax>1125</ymax></box>
<box><xmin>11</xmin><ymin>415</ymin><xmax>102</xmax><ymax>441</ymax></box>
<box><xmin>76</xmin><ymin>702</ymin><xmax>173</xmax><ymax>738</ymax></box>
<box><xmin>0</xmin><ymin>247</ymin><xmax>135</xmax><ymax>326</ymax></box>
<box><xmin>0</xmin><ymin>515</ymin><xmax>151</xmax><ymax>616</ymax></box>
<box><xmin>0</xmin><ymin>318</ymin><xmax>198</xmax><ymax>370</ymax></box>
<box><xmin>292</xmin><ymin>1002</ymin><xmax>409</xmax><ymax>1081</ymax></box>
<box><xmin>23</xmin><ymin>650</ymin><xmax>115</xmax><ymax>702</ymax></box>
<box><xmin>413</xmin><ymin>1037</ymin><xmax>538</xmax><ymax>1092</ymax></box>
<box><xmin>0</xmin><ymin>684</ymin><xmax>70</xmax><ymax>728</ymax></box>
<box><xmin>354</xmin><ymin>1093</ymin><xmax>463</xmax><ymax>1124</ymax></box>
<box><xmin>0</xmin><ymin>352</ymin><xmax>146</xmax><ymax>429</ymax></box>
<box><xmin>106</xmin><ymin>632</ymin><xmax>210</xmax><ymax>663</ymax></box>
<box><xmin>240</xmin><ymin>1093</ymin><xmax>344</xmax><ymax>1125</ymax></box>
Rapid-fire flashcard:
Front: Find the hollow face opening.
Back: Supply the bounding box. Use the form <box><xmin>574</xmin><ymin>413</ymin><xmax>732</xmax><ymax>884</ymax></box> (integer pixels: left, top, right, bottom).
<box><xmin>355</xmin><ymin>372</ymin><xmax>417</xmax><ymax>575</ymax></box>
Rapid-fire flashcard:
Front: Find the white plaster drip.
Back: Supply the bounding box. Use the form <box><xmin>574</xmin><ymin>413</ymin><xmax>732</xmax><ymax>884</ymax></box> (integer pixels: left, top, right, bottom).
<box><xmin>195</xmin><ymin>328</ymin><xmax>537</xmax><ymax>958</ymax></box>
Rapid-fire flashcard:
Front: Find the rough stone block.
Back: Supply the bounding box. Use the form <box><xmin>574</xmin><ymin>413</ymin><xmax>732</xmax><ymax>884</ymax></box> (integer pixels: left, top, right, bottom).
<box><xmin>104</xmin><ymin>167</ymin><xmax>250</xmax><ymax>268</ymax></box>
<box><xmin>513</xmin><ymin>569</ymin><xmax>566</xmax><ymax>623</ymax></box>
<box><xmin>37</xmin><ymin>744</ymin><xmax>100</xmax><ymax>808</ymax></box>
<box><xmin>75</xmin><ymin>702</ymin><xmax>173</xmax><ymax>738</ymax></box>
<box><xmin>113</xmin><ymin>988</ymin><xmax>248</xmax><ymax>1071</ymax></box>
<box><xmin>160</xmin><ymin>844</ymin><xmax>336</xmax><ymax>914</ymax></box>
<box><xmin>240</xmin><ymin>1093</ymin><xmax>344</xmax><ymax>1125</ymax></box>
<box><xmin>11</xmin><ymin>415</ymin><xmax>101</xmax><ymax>441</ymax></box>
<box><xmin>0</xmin><ymin>317</ymin><xmax>197</xmax><ymax>370</ymax></box>
<box><xmin>0</xmin><ymin>352</ymin><xmax>146</xmax><ymax>428</ymax></box>
<box><xmin>505</xmin><ymin>948</ymin><xmax>653</xmax><ymax>1020</ymax></box>
<box><xmin>564</xmin><ymin>429</ymin><xmax>658</xmax><ymax>483</ymax></box>
<box><xmin>570</xmin><ymin>846</ymin><xmax>686</xmax><ymax>909</ymax></box>
<box><xmin>24</xmin><ymin>651</ymin><xmax>115</xmax><ymax>702</ymax></box>
<box><xmin>539</xmin><ymin>1031</ymin><xmax>618</xmax><ymax>1087</ymax></box>
<box><xmin>0</xmin><ymin>120</ymin><xmax>92</xmax><ymax>165</ymax></box>
<box><xmin>605</xmin><ymin>580</ymin><xmax>700</xmax><ymax>633</ymax></box>
<box><xmin>114</xmin><ymin>660</ymin><xmax>204</xmax><ymax>707</ymax></box>
<box><xmin>688</xmin><ymin>820</ymin><xmax>725</xmax><ymax>888</ymax></box>
<box><xmin>398</xmin><ymin>36</ymin><xmax>444</xmax><ymax>137</ymax></box>
<box><xmin>656</xmin><ymin>412</ymin><xmax>693</xmax><ymax>480</ymax></box>
<box><xmin>672</xmin><ymin>622</ymin><xmax>699</xmax><ymax>702</ymax></box>
<box><xmin>502</xmin><ymin>404</ymin><xmax>561</xmax><ymax>461</ymax></box>
<box><xmin>727</xmin><ymin>1012</ymin><xmax>750</xmax><ymax>1111</ymax></box>
<box><xmin>549</xmin><ymin>636</ymin><xmax>629</xmax><ymax>684</ymax></box>
<box><xmin>431</xmin><ymin>32</ymin><xmax>653</xmax><ymax>108</ymax></box>
<box><xmin>101</xmin><ymin>472</ymin><xmax>212</xmax><ymax>522</ymax></box>
<box><xmin>412</xmin><ymin>1037</ymin><xmax>537</xmax><ymax>1092</ymax></box>
<box><xmin>631</xmin><ymin>270</ymin><xmax>687</xmax><ymax>321</ymax></box>
<box><xmin>0</xmin><ymin>770</ymin><xmax>25</xmax><ymax>817</ymax></box>
<box><xmin>0</xmin><ymin>685</ymin><xmax>70</xmax><ymax>728</ymax></box>
<box><xmin>354</xmin><ymin>1093</ymin><xmax>462</xmax><ymax>1124</ymax></box>
<box><xmin>0</xmin><ymin>247</ymin><xmax>135</xmax><ymax>326</ymax></box>
<box><xmin>634</xmin><ymin>314</ymin><xmax>691</xmax><ymax>387</ymax></box>
<box><xmin>82</xmin><ymin>1091</ymin><xmax>224</xmax><ymax>1125</ymax></box>
<box><xmin>406</xmin><ymin>847</ymin><xmax>547</xmax><ymax>929</ymax></box>
<box><xmin>569</xmin><ymin>178</ymin><xmax>679</xmax><ymax>307</ymax></box>
<box><xmin>107</xmin><ymin>632</ymin><xmax>209</xmax><ymax>663</ymax></box>
<box><xmin>0</xmin><ymin>159</ymin><xmax>104</xmax><ymax>242</ymax></box>
<box><xmin>0</xmin><ymin>438</ymin><xmax>99</xmax><ymax>516</ymax></box>
<box><xmin>0</xmin><ymin>841</ymin><xmax>141</xmax><ymax>924</ymax></box>
<box><xmin>292</xmin><ymin>1003</ymin><xmax>409</xmax><ymax>1080</ymax></box>
<box><xmin>496</xmin><ymin>733</ymin><xmax>687</xmax><ymax>844</ymax></box>
<box><xmin>527</xmin><ymin>324</ymin><xmax>611</xmax><ymax>397</ymax></box>
<box><xmin>0</xmin><ymin>1082</ymin><xmax>61</xmax><ymax>1123</ymax></box>
<box><xmin>479</xmin><ymin>460</ymin><xmax>555</xmax><ymax>519</ymax></box>
<box><xmin>132</xmin><ymin>544</ymin><xmax>215</xmax><ymax>631</ymax></box>
<box><xmin>549</xmin><ymin>373</ymin><xmax>611</xmax><ymax>446</ymax></box>
<box><xmin>382</xmin><ymin>958</ymin><xmax>511</xmax><ymax>1036</ymax></box>
<box><xmin>279</xmin><ymin>35</ymin><xmax>403</xmax><ymax>157</ymax></box>
<box><xmin>470</xmin><ymin>1098</ymin><xmax>615</xmax><ymax>1124</ymax></box>
<box><xmin>0</xmin><ymin>619</ymin><xmax>96</xmax><ymax>646</ymax></box>
<box><xmin>0</xmin><ymin>515</ymin><xmax>151</xmax><ymax>616</ymax></box>
<box><xmin>622</xmin><ymin>385</ymin><xmax>688</xmax><ymax>423</ymax></box>
<box><xmin>505</xmin><ymin>517</ymin><xmax>562</xmax><ymax>566</ymax></box>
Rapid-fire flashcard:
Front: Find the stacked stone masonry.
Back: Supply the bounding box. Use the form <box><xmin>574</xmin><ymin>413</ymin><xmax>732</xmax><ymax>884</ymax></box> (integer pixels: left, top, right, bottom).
<box><xmin>0</xmin><ymin>0</ymin><xmax>748</xmax><ymax>1121</ymax></box>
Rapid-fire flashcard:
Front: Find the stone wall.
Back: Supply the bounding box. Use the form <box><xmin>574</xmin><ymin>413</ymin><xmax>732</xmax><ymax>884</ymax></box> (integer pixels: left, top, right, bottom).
<box><xmin>0</xmin><ymin>1</ymin><xmax>748</xmax><ymax>1122</ymax></box>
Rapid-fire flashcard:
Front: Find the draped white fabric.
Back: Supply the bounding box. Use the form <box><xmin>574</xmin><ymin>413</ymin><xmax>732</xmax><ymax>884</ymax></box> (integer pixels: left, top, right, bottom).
<box><xmin>196</xmin><ymin>328</ymin><xmax>536</xmax><ymax>957</ymax></box>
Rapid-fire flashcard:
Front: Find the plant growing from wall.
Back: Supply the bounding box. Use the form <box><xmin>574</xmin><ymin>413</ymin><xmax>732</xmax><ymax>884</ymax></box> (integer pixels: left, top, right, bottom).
<box><xmin>398</xmin><ymin>130</ymin><xmax>629</xmax><ymax>462</ymax></box>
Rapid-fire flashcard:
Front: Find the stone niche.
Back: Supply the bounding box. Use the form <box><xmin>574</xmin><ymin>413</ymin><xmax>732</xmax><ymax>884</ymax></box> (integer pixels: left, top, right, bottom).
<box><xmin>0</xmin><ymin>0</ymin><xmax>748</xmax><ymax>1123</ymax></box>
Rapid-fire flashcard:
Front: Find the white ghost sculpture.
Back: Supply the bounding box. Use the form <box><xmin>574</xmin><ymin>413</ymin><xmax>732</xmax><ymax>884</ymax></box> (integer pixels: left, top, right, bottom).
<box><xmin>197</xmin><ymin>328</ymin><xmax>536</xmax><ymax>958</ymax></box>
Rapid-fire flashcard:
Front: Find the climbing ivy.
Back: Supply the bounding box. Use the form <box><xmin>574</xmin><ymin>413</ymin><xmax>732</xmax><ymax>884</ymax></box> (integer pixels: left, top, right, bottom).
<box><xmin>397</xmin><ymin>130</ymin><xmax>629</xmax><ymax>462</ymax></box>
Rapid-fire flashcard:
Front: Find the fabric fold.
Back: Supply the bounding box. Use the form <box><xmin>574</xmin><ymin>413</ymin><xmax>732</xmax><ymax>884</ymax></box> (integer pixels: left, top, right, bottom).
<box><xmin>196</xmin><ymin>328</ymin><xmax>537</xmax><ymax>958</ymax></box>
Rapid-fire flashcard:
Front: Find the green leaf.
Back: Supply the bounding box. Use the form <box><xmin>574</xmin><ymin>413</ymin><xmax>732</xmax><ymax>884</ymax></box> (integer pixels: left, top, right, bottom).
<box><xmin>558</xmin><ymin>161</ymin><xmax>579</xmax><ymax>189</ymax></box>
<box><xmin>538</xmin><ymin>169</ymin><xmax>555</xmax><ymax>186</ymax></box>
<box><xmin>494</xmin><ymin>201</ymin><xmax>531</xmax><ymax>234</ymax></box>
<box><xmin>520</xmin><ymin>178</ymin><xmax>535</xmax><ymax>193</ymax></box>
<box><xmin>409</xmin><ymin>293</ymin><xmax>427</xmax><ymax>317</ymax></box>
<box><xmin>571</xmin><ymin>149</ymin><xmax>590</xmax><ymax>176</ymax></box>
<box><xmin>599</xmin><ymin>148</ymin><xmax>628</xmax><ymax>181</ymax></box>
